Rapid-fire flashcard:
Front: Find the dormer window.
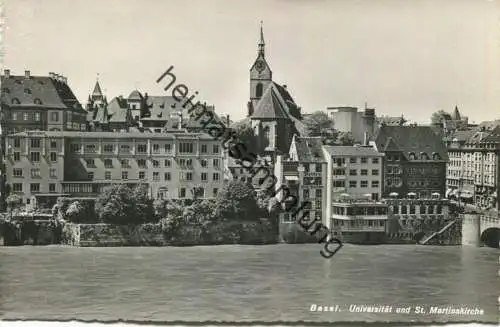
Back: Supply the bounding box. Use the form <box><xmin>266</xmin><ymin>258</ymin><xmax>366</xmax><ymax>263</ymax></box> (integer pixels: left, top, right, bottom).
<box><xmin>34</xmin><ymin>98</ymin><xmax>42</xmax><ymax>105</ymax></box>
<box><xmin>432</xmin><ymin>152</ymin><xmax>441</xmax><ymax>160</ymax></box>
<box><xmin>24</xmin><ymin>88</ymin><xmax>32</xmax><ymax>94</ymax></box>
<box><xmin>11</xmin><ymin>98</ymin><xmax>20</xmax><ymax>105</ymax></box>
<box><xmin>408</xmin><ymin>152</ymin><xmax>416</xmax><ymax>160</ymax></box>
<box><xmin>420</xmin><ymin>152</ymin><xmax>429</xmax><ymax>160</ymax></box>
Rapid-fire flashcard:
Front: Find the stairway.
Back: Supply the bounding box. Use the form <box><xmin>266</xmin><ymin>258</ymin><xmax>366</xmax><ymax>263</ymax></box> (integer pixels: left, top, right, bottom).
<box><xmin>419</xmin><ymin>219</ymin><xmax>457</xmax><ymax>245</ymax></box>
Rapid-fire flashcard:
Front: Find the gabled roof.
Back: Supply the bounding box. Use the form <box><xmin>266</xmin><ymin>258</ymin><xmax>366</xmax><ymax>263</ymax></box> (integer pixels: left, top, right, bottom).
<box><xmin>107</xmin><ymin>97</ymin><xmax>130</xmax><ymax>123</ymax></box>
<box><xmin>374</xmin><ymin>125</ymin><xmax>448</xmax><ymax>161</ymax></box>
<box><xmin>292</xmin><ymin>136</ymin><xmax>325</xmax><ymax>162</ymax></box>
<box><xmin>141</xmin><ymin>96</ymin><xmax>177</xmax><ymax>121</ymax></box>
<box><xmin>383</xmin><ymin>137</ymin><xmax>401</xmax><ymax>152</ymax></box>
<box><xmin>1</xmin><ymin>75</ymin><xmax>81</xmax><ymax>110</ymax></box>
<box><xmin>128</xmin><ymin>90</ymin><xmax>143</xmax><ymax>100</ymax></box>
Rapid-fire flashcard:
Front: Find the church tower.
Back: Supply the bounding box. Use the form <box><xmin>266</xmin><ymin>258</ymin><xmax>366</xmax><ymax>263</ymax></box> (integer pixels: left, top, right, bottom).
<box><xmin>248</xmin><ymin>22</ymin><xmax>272</xmax><ymax>116</ymax></box>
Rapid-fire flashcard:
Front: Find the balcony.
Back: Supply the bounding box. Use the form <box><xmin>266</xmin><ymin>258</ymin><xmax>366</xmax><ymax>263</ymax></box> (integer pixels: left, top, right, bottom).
<box><xmin>61</xmin><ymin>181</ymin><xmax>149</xmax><ymax>197</ymax></box>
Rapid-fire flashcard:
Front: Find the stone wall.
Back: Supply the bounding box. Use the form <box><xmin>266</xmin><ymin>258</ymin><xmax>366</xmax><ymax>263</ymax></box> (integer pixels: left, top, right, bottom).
<box><xmin>0</xmin><ymin>220</ymin><xmax>62</xmax><ymax>245</ymax></box>
<box><xmin>62</xmin><ymin>219</ymin><xmax>278</xmax><ymax>247</ymax></box>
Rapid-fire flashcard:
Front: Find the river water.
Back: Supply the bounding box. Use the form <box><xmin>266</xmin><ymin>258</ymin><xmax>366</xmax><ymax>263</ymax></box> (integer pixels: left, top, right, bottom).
<box><xmin>0</xmin><ymin>244</ymin><xmax>497</xmax><ymax>325</ymax></box>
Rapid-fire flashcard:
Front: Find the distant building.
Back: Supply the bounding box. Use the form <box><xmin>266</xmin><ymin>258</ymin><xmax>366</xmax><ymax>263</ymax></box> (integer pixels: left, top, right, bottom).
<box><xmin>4</xmin><ymin>131</ymin><xmax>225</xmax><ymax>210</ymax></box>
<box><xmin>1</xmin><ymin>70</ymin><xmax>87</xmax><ymax>134</ymax></box>
<box><xmin>326</xmin><ymin>106</ymin><xmax>377</xmax><ymax>144</ymax></box>
<box><xmin>441</xmin><ymin>106</ymin><xmax>469</xmax><ymax>134</ymax></box>
<box><xmin>446</xmin><ymin>126</ymin><xmax>500</xmax><ymax>210</ymax></box>
<box><xmin>374</xmin><ymin>125</ymin><xmax>448</xmax><ymax>198</ymax></box>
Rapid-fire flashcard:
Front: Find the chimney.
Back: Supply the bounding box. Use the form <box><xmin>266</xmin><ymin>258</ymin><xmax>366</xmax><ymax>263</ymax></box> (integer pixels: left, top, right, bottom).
<box><xmin>226</xmin><ymin>114</ymin><xmax>230</xmax><ymax>126</ymax></box>
<box><xmin>4</xmin><ymin>69</ymin><xmax>10</xmax><ymax>78</ymax></box>
<box><xmin>363</xmin><ymin>132</ymin><xmax>369</xmax><ymax>146</ymax></box>
<box><xmin>178</xmin><ymin>112</ymin><xmax>183</xmax><ymax>130</ymax></box>
<box><xmin>24</xmin><ymin>70</ymin><xmax>30</xmax><ymax>79</ymax></box>
<box><xmin>61</xmin><ymin>76</ymin><xmax>67</xmax><ymax>84</ymax></box>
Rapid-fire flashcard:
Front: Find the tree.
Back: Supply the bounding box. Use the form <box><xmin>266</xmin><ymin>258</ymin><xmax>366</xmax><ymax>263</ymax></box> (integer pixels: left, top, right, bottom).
<box><xmin>232</xmin><ymin>122</ymin><xmax>259</xmax><ymax>153</ymax></box>
<box><xmin>214</xmin><ymin>180</ymin><xmax>260</xmax><ymax>221</ymax></box>
<box><xmin>95</xmin><ymin>184</ymin><xmax>155</xmax><ymax>224</ymax></box>
<box><xmin>335</xmin><ymin>131</ymin><xmax>356</xmax><ymax>146</ymax></box>
<box><xmin>65</xmin><ymin>201</ymin><xmax>85</xmax><ymax>222</ymax></box>
<box><xmin>303</xmin><ymin>111</ymin><xmax>337</xmax><ymax>144</ymax></box>
<box><xmin>6</xmin><ymin>194</ymin><xmax>22</xmax><ymax>217</ymax></box>
<box><xmin>430</xmin><ymin>110</ymin><xmax>449</xmax><ymax>125</ymax></box>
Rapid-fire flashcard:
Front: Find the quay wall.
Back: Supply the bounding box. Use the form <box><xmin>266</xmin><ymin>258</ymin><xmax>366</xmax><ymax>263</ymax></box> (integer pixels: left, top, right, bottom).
<box><xmin>0</xmin><ymin>220</ymin><xmax>62</xmax><ymax>245</ymax></box>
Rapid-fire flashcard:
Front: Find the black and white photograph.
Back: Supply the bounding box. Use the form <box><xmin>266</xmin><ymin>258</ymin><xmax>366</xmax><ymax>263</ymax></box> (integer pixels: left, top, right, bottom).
<box><xmin>0</xmin><ymin>0</ymin><xmax>499</xmax><ymax>326</ymax></box>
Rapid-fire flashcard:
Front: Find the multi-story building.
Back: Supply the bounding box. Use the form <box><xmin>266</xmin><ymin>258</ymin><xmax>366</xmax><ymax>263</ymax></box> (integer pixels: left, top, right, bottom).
<box><xmin>5</xmin><ymin>131</ymin><xmax>225</xmax><ymax>209</ymax></box>
<box><xmin>274</xmin><ymin>136</ymin><xmax>327</xmax><ymax>225</ymax></box>
<box><xmin>446</xmin><ymin>126</ymin><xmax>500</xmax><ymax>209</ymax></box>
<box><xmin>374</xmin><ymin>125</ymin><xmax>448</xmax><ymax>199</ymax></box>
<box><xmin>326</xmin><ymin>106</ymin><xmax>377</xmax><ymax>144</ymax></box>
<box><xmin>322</xmin><ymin>144</ymin><xmax>384</xmax><ymax>204</ymax></box>
<box><xmin>328</xmin><ymin>199</ymin><xmax>389</xmax><ymax>244</ymax></box>
<box><xmin>1</xmin><ymin>70</ymin><xmax>87</xmax><ymax>134</ymax></box>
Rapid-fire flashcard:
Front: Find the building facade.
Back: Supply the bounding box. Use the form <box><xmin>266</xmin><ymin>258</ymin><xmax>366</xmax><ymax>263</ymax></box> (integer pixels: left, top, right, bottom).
<box><xmin>446</xmin><ymin>127</ymin><xmax>500</xmax><ymax>210</ymax></box>
<box><xmin>374</xmin><ymin>125</ymin><xmax>448</xmax><ymax>199</ymax></box>
<box><xmin>322</xmin><ymin>144</ymin><xmax>384</xmax><ymax>204</ymax></box>
<box><xmin>5</xmin><ymin>131</ymin><xmax>225</xmax><ymax>209</ymax></box>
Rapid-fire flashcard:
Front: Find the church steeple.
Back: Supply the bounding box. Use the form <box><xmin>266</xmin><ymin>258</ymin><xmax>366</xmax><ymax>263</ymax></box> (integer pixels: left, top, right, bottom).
<box><xmin>258</xmin><ymin>21</ymin><xmax>265</xmax><ymax>57</ymax></box>
<box><xmin>249</xmin><ymin>21</ymin><xmax>272</xmax><ymax>115</ymax></box>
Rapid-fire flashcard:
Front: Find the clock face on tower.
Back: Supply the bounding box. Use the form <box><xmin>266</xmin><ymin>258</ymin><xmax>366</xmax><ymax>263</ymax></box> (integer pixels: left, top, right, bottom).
<box><xmin>255</xmin><ymin>61</ymin><xmax>265</xmax><ymax>73</ymax></box>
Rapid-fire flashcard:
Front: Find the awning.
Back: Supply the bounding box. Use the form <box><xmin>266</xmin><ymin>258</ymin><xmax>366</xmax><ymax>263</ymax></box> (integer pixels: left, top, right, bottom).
<box><xmin>460</xmin><ymin>193</ymin><xmax>473</xmax><ymax>199</ymax></box>
<box><xmin>407</xmin><ymin>192</ymin><xmax>417</xmax><ymax>197</ymax></box>
<box><xmin>340</xmin><ymin>193</ymin><xmax>350</xmax><ymax>197</ymax></box>
<box><xmin>285</xmin><ymin>176</ymin><xmax>299</xmax><ymax>181</ymax></box>
<box><xmin>389</xmin><ymin>192</ymin><xmax>399</xmax><ymax>197</ymax></box>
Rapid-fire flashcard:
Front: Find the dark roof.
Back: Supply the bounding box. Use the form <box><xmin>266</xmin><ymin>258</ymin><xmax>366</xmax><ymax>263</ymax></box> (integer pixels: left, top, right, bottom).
<box><xmin>107</xmin><ymin>97</ymin><xmax>130</xmax><ymax>123</ymax></box>
<box><xmin>292</xmin><ymin>136</ymin><xmax>325</xmax><ymax>162</ymax></box>
<box><xmin>1</xmin><ymin>74</ymin><xmax>82</xmax><ymax>111</ymax></box>
<box><xmin>448</xmin><ymin>129</ymin><xmax>477</xmax><ymax>143</ymax></box>
<box><xmin>323</xmin><ymin>145</ymin><xmax>382</xmax><ymax>157</ymax></box>
<box><xmin>10</xmin><ymin>131</ymin><xmax>216</xmax><ymax>140</ymax></box>
<box><xmin>141</xmin><ymin>96</ymin><xmax>176</xmax><ymax>121</ymax></box>
<box><xmin>374</xmin><ymin>125</ymin><xmax>448</xmax><ymax>161</ymax></box>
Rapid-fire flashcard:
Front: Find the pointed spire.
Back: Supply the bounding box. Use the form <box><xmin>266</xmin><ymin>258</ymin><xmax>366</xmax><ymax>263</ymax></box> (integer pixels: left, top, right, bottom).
<box><xmin>452</xmin><ymin>105</ymin><xmax>461</xmax><ymax>120</ymax></box>
<box><xmin>258</xmin><ymin>21</ymin><xmax>265</xmax><ymax>56</ymax></box>
<box><xmin>92</xmin><ymin>80</ymin><xmax>103</xmax><ymax>98</ymax></box>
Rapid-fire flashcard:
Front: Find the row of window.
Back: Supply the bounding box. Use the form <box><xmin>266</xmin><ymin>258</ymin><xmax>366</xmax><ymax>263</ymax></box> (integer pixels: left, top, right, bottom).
<box><xmin>332</xmin><ymin>169</ymin><xmax>379</xmax><ymax>176</ymax></box>
<box><xmin>12</xmin><ymin>168</ymin><xmax>58</xmax><ymax>178</ymax></box>
<box><xmin>70</xmin><ymin>143</ymin><xmax>220</xmax><ymax>154</ymax></box>
<box><xmin>13</xmin><ymin>138</ymin><xmax>58</xmax><ymax>149</ymax></box>
<box><xmin>84</xmin><ymin>158</ymin><xmax>221</xmax><ymax>169</ymax></box>
<box><xmin>13</xmin><ymin>151</ymin><xmax>58</xmax><ymax>162</ymax></box>
<box><xmin>332</xmin><ymin>180</ymin><xmax>380</xmax><ymax>188</ymax></box>
<box><xmin>391</xmin><ymin>205</ymin><xmax>443</xmax><ymax>215</ymax></box>
<box><xmin>87</xmin><ymin>171</ymin><xmax>222</xmax><ymax>182</ymax></box>
<box><xmin>11</xmin><ymin>183</ymin><xmax>55</xmax><ymax>193</ymax></box>
<box><xmin>332</xmin><ymin>157</ymin><xmax>380</xmax><ymax>165</ymax></box>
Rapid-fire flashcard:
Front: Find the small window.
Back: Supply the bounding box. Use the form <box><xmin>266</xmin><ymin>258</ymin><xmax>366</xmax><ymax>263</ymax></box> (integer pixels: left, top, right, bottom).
<box><xmin>24</xmin><ymin>88</ymin><xmax>32</xmax><ymax>94</ymax></box>
<box><xmin>11</xmin><ymin>98</ymin><xmax>20</xmax><ymax>104</ymax></box>
<box><xmin>34</xmin><ymin>98</ymin><xmax>42</xmax><ymax>105</ymax></box>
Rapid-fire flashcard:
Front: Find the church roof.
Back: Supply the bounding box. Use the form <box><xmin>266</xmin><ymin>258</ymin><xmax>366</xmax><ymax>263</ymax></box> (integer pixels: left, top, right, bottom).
<box><xmin>251</xmin><ymin>83</ymin><xmax>289</xmax><ymax>119</ymax></box>
<box><xmin>374</xmin><ymin>125</ymin><xmax>448</xmax><ymax>161</ymax></box>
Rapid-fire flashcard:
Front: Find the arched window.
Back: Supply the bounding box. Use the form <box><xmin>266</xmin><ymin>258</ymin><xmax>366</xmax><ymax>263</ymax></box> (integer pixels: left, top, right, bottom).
<box><xmin>11</xmin><ymin>98</ymin><xmax>20</xmax><ymax>105</ymax></box>
<box><xmin>408</xmin><ymin>152</ymin><xmax>416</xmax><ymax>160</ymax></box>
<box><xmin>256</xmin><ymin>83</ymin><xmax>263</xmax><ymax>98</ymax></box>
<box><xmin>34</xmin><ymin>98</ymin><xmax>42</xmax><ymax>105</ymax></box>
<box><xmin>432</xmin><ymin>152</ymin><xmax>441</xmax><ymax>160</ymax></box>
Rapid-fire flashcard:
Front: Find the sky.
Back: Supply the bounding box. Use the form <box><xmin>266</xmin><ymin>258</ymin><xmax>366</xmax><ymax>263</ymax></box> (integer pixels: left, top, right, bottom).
<box><xmin>2</xmin><ymin>0</ymin><xmax>499</xmax><ymax>124</ymax></box>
